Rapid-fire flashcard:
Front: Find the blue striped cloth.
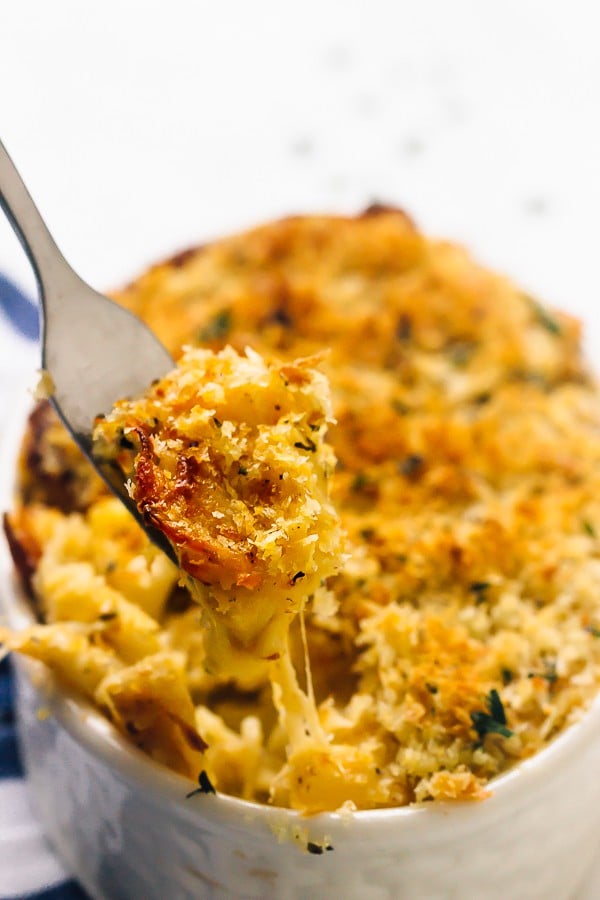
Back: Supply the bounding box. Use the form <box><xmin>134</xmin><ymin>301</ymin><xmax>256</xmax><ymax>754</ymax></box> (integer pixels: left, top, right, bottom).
<box><xmin>0</xmin><ymin>657</ymin><xmax>22</xmax><ymax>781</ymax></box>
<box><xmin>0</xmin><ymin>275</ymin><xmax>87</xmax><ymax>899</ymax></box>
<box><xmin>0</xmin><ymin>661</ymin><xmax>87</xmax><ymax>899</ymax></box>
<box><xmin>0</xmin><ymin>273</ymin><xmax>39</xmax><ymax>342</ymax></box>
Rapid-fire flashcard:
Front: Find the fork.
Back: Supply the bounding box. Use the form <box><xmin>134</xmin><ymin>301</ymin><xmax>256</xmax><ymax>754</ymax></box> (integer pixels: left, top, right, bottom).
<box><xmin>0</xmin><ymin>139</ymin><xmax>178</xmax><ymax>564</ymax></box>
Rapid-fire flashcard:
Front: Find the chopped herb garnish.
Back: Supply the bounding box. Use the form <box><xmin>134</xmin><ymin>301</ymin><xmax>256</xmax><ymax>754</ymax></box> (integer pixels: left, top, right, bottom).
<box><xmin>294</xmin><ymin>437</ymin><xmax>316</xmax><ymax>453</ymax></box>
<box><xmin>98</xmin><ymin>611</ymin><xmax>118</xmax><ymax>622</ymax></box>
<box><xmin>392</xmin><ymin>398</ymin><xmax>411</xmax><ymax>416</ymax></box>
<box><xmin>306</xmin><ymin>842</ymin><xmax>334</xmax><ymax>855</ymax></box>
<box><xmin>360</xmin><ymin>527</ymin><xmax>376</xmax><ymax>541</ymax></box>
<box><xmin>470</xmin><ymin>689</ymin><xmax>513</xmax><ymax>740</ymax></box>
<box><xmin>527</xmin><ymin>297</ymin><xmax>561</xmax><ymax>336</ymax></box>
<box><xmin>586</xmin><ymin>625</ymin><xmax>600</xmax><ymax>638</ymax></box>
<box><xmin>469</xmin><ymin>581</ymin><xmax>491</xmax><ymax>604</ymax></box>
<box><xmin>352</xmin><ymin>472</ymin><xmax>368</xmax><ymax>492</ymax></box>
<box><xmin>583</xmin><ymin>520</ymin><xmax>596</xmax><ymax>538</ymax></box>
<box><xmin>426</xmin><ymin>683</ymin><xmax>438</xmax><ymax>694</ymax></box>
<box><xmin>449</xmin><ymin>341</ymin><xmax>476</xmax><ymax>367</ymax></box>
<box><xmin>396</xmin><ymin>314</ymin><xmax>412</xmax><ymax>342</ymax></box>
<box><xmin>501</xmin><ymin>668</ymin><xmax>513</xmax><ymax>685</ymax></box>
<box><xmin>237</xmin><ymin>465</ymin><xmax>248</xmax><ymax>476</ymax></box>
<box><xmin>119</xmin><ymin>434</ymin><xmax>135</xmax><ymax>450</ymax></box>
<box><xmin>291</xmin><ymin>571</ymin><xmax>305</xmax><ymax>585</ymax></box>
<box><xmin>510</xmin><ymin>368</ymin><xmax>549</xmax><ymax>389</ymax></box>
<box><xmin>198</xmin><ymin>309</ymin><xmax>232</xmax><ymax>343</ymax></box>
<box><xmin>399</xmin><ymin>454</ymin><xmax>424</xmax><ymax>479</ymax></box>
<box><xmin>469</xmin><ymin>581</ymin><xmax>490</xmax><ymax>593</ymax></box>
<box><xmin>528</xmin><ymin>661</ymin><xmax>557</xmax><ymax>685</ymax></box>
<box><xmin>212</xmin><ymin>417</ymin><xmax>222</xmax><ymax>428</ymax></box>
<box><xmin>270</xmin><ymin>307</ymin><xmax>293</xmax><ymax>328</ymax></box>
<box><xmin>186</xmin><ymin>770</ymin><xmax>216</xmax><ymax>798</ymax></box>
<box><xmin>488</xmin><ymin>688</ymin><xmax>508</xmax><ymax>723</ymax></box>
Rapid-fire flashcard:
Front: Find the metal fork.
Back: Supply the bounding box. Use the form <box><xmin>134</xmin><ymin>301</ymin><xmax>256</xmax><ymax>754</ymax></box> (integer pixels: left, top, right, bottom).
<box><xmin>0</xmin><ymin>139</ymin><xmax>177</xmax><ymax>564</ymax></box>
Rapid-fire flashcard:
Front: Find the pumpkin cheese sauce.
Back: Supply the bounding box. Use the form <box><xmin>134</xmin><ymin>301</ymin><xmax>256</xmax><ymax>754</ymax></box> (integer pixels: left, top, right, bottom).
<box><xmin>4</xmin><ymin>207</ymin><xmax>600</xmax><ymax>814</ymax></box>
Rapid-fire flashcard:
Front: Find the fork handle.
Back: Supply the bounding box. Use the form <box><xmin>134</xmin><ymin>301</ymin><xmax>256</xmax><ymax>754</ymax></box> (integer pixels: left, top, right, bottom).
<box><xmin>0</xmin><ymin>139</ymin><xmax>75</xmax><ymax>296</ymax></box>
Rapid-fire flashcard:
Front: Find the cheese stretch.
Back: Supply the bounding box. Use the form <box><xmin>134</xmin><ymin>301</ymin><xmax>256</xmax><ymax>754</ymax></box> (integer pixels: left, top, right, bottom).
<box><xmin>5</xmin><ymin>208</ymin><xmax>600</xmax><ymax>812</ymax></box>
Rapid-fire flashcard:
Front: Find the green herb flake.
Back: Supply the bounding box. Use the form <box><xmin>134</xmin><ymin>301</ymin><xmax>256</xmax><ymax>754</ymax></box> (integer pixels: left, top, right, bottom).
<box><xmin>527</xmin><ymin>660</ymin><xmax>557</xmax><ymax>685</ymax></box>
<box><xmin>449</xmin><ymin>341</ymin><xmax>477</xmax><ymax>367</ymax></box>
<box><xmin>526</xmin><ymin>296</ymin><xmax>562</xmax><ymax>336</ymax></box>
<box><xmin>294</xmin><ymin>437</ymin><xmax>317</xmax><ymax>453</ymax></box>
<box><xmin>510</xmin><ymin>369</ymin><xmax>549</xmax><ymax>390</ymax></box>
<box><xmin>583</xmin><ymin>520</ymin><xmax>596</xmax><ymax>538</ymax></box>
<box><xmin>470</xmin><ymin>689</ymin><xmax>513</xmax><ymax>740</ymax></box>
<box><xmin>237</xmin><ymin>465</ymin><xmax>248</xmax><ymax>476</ymax></box>
<box><xmin>290</xmin><ymin>571</ymin><xmax>306</xmax><ymax>585</ymax></box>
<box><xmin>186</xmin><ymin>770</ymin><xmax>217</xmax><ymax>798</ymax></box>
<box><xmin>270</xmin><ymin>307</ymin><xmax>293</xmax><ymax>328</ymax></box>
<box><xmin>469</xmin><ymin>581</ymin><xmax>491</xmax><ymax>604</ymax></box>
<box><xmin>586</xmin><ymin>625</ymin><xmax>600</xmax><ymax>638</ymax></box>
<box><xmin>391</xmin><ymin>399</ymin><xmax>411</xmax><ymax>416</ymax></box>
<box><xmin>198</xmin><ymin>309</ymin><xmax>232</xmax><ymax>343</ymax></box>
<box><xmin>396</xmin><ymin>314</ymin><xmax>412</xmax><ymax>342</ymax></box>
<box><xmin>399</xmin><ymin>454</ymin><xmax>424</xmax><ymax>479</ymax></box>
<box><xmin>501</xmin><ymin>668</ymin><xmax>513</xmax><ymax>685</ymax></box>
<box><xmin>351</xmin><ymin>472</ymin><xmax>368</xmax><ymax>492</ymax></box>
<box><xmin>306</xmin><ymin>842</ymin><xmax>334</xmax><ymax>855</ymax></box>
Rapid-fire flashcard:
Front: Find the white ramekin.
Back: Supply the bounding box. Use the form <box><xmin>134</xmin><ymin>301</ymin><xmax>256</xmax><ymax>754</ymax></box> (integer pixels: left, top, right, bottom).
<box><xmin>2</xmin><ymin>386</ymin><xmax>600</xmax><ymax>900</ymax></box>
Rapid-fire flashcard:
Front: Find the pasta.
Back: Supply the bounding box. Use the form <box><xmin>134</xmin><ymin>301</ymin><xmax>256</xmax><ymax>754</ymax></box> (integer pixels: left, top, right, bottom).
<box><xmin>4</xmin><ymin>208</ymin><xmax>600</xmax><ymax>813</ymax></box>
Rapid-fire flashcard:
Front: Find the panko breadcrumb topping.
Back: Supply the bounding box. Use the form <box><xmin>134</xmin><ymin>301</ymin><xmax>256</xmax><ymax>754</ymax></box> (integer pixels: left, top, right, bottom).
<box><xmin>4</xmin><ymin>207</ymin><xmax>600</xmax><ymax>814</ymax></box>
<box><xmin>92</xmin><ymin>344</ymin><xmax>343</xmax><ymax>686</ymax></box>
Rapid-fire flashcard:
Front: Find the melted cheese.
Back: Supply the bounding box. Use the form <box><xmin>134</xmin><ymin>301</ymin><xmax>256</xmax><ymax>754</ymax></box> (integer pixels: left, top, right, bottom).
<box><xmin>93</xmin><ymin>344</ymin><xmax>344</xmax><ymax>741</ymax></box>
<box><xmin>7</xmin><ymin>209</ymin><xmax>600</xmax><ymax>813</ymax></box>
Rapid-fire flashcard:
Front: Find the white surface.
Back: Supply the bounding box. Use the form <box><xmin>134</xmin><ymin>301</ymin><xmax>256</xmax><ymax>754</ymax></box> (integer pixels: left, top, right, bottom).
<box><xmin>2</xmin><ymin>2</ymin><xmax>600</xmax><ymax>353</ymax></box>
<box><xmin>2</xmin><ymin>2</ymin><xmax>600</xmax><ymax>897</ymax></box>
<box><xmin>0</xmin><ymin>779</ymin><xmax>68</xmax><ymax>896</ymax></box>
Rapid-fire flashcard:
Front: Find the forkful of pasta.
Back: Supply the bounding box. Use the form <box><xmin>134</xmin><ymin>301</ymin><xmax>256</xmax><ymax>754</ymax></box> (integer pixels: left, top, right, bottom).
<box><xmin>0</xmin><ymin>139</ymin><xmax>344</xmax><ymax>684</ymax></box>
<box><xmin>93</xmin><ymin>345</ymin><xmax>343</xmax><ymax>681</ymax></box>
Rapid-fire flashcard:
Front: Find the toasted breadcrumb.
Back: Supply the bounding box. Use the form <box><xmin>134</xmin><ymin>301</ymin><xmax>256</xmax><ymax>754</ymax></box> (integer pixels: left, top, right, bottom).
<box><xmin>5</xmin><ymin>208</ymin><xmax>600</xmax><ymax>813</ymax></box>
<box><xmin>92</xmin><ymin>345</ymin><xmax>343</xmax><ymax>685</ymax></box>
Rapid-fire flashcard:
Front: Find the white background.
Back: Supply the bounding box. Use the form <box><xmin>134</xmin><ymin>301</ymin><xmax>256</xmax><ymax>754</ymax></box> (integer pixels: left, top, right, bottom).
<box><xmin>2</xmin><ymin>1</ymin><xmax>600</xmax><ymax>350</ymax></box>
<box><xmin>1</xmin><ymin>1</ymin><xmax>600</xmax><ymax>896</ymax></box>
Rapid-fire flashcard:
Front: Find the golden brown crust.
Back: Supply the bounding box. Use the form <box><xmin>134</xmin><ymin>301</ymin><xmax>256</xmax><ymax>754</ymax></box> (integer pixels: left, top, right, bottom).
<box><xmin>8</xmin><ymin>208</ymin><xmax>600</xmax><ymax>811</ymax></box>
<box><xmin>18</xmin><ymin>400</ymin><xmax>106</xmax><ymax>513</ymax></box>
<box><xmin>3</xmin><ymin>512</ymin><xmax>40</xmax><ymax>601</ymax></box>
<box><xmin>133</xmin><ymin>425</ymin><xmax>264</xmax><ymax>590</ymax></box>
<box><xmin>92</xmin><ymin>346</ymin><xmax>343</xmax><ymax>683</ymax></box>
